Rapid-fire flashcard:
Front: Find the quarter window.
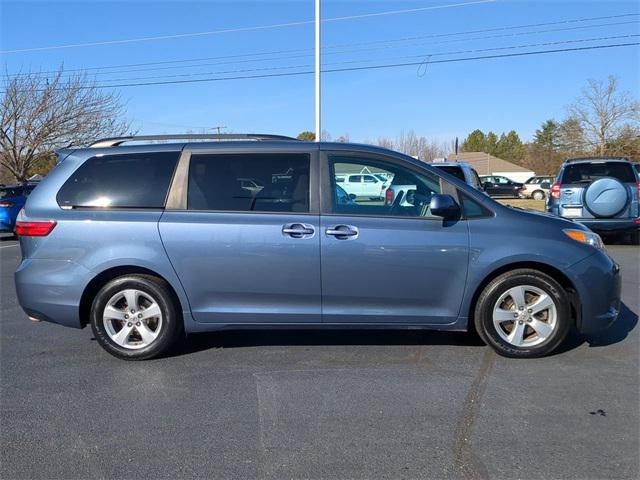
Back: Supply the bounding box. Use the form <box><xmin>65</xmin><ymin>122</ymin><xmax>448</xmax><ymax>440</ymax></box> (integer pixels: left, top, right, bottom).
<box><xmin>56</xmin><ymin>152</ymin><xmax>179</xmax><ymax>208</ymax></box>
<box><xmin>187</xmin><ymin>153</ymin><xmax>310</xmax><ymax>212</ymax></box>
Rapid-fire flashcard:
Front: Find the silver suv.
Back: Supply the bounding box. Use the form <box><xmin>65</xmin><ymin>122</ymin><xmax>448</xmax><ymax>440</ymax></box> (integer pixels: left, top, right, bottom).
<box><xmin>547</xmin><ymin>157</ymin><xmax>640</xmax><ymax>244</ymax></box>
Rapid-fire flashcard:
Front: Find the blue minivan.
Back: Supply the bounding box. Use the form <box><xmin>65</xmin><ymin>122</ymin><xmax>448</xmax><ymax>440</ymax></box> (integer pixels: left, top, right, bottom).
<box><xmin>15</xmin><ymin>135</ymin><xmax>621</xmax><ymax>360</ymax></box>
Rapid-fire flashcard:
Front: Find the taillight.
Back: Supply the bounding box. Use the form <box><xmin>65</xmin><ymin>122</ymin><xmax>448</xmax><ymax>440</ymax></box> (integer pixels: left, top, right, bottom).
<box><xmin>0</xmin><ymin>201</ymin><xmax>15</xmax><ymax>208</ymax></box>
<box><xmin>551</xmin><ymin>183</ymin><xmax>561</xmax><ymax>199</ymax></box>
<box><xmin>637</xmin><ymin>181</ymin><xmax>640</xmax><ymax>199</ymax></box>
<box><xmin>385</xmin><ymin>189</ymin><xmax>394</xmax><ymax>205</ymax></box>
<box><xmin>14</xmin><ymin>220</ymin><xmax>57</xmax><ymax>237</ymax></box>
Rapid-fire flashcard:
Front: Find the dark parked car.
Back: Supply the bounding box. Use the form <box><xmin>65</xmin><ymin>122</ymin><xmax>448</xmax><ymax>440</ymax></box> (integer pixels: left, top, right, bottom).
<box><xmin>547</xmin><ymin>157</ymin><xmax>639</xmax><ymax>244</ymax></box>
<box><xmin>0</xmin><ymin>184</ymin><xmax>36</xmax><ymax>234</ymax></box>
<box><xmin>480</xmin><ymin>175</ymin><xmax>524</xmax><ymax>197</ymax></box>
<box><xmin>15</xmin><ymin>134</ymin><xmax>620</xmax><ymax>360</ymax></box>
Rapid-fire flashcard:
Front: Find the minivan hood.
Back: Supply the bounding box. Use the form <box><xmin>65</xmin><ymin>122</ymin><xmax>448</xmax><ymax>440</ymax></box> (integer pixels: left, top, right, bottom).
<box><xmin>505</xmin><ymin>204</ymin><xmax>590</xmax><ymax>231</ymax></box>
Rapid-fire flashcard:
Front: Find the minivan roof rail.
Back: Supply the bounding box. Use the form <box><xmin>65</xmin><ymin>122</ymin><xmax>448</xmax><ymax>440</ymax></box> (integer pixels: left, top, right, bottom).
<box><xmin>89</xmin><ymin>133</ymin><xmax>299</xmax><ymax>148</ymax></box>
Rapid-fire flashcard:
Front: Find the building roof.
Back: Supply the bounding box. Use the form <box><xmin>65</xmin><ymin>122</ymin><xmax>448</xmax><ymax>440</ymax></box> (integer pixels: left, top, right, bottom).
<box><xmin>447</xmin><ymin>152</ymin><xmax>533</xmax><ymax>175</ymax></box>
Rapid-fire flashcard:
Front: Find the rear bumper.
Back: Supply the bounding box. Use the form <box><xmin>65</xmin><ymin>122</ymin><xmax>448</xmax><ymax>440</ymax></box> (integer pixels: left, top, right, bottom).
<box><xmin>577</xmin><ymin>219</ymin><xmax>639</xmax><ymax>234</ymax></box>
<box><xmin>567</xmin><ymin>250</ymin><xmax>622</xmax><ymax>334</ymax></box>
<box><xmin>546</xmin><ymin>205</ymin><xmax>639</xmax><ymax>233</ymax></box>
<box><xmin>15</xmin><ymin>258</ymin><xmax>92</xmax><ymax>329</ymax></box>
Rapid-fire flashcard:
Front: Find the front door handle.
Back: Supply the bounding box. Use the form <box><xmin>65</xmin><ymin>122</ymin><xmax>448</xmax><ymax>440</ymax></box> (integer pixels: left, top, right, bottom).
<box><xmin>326</xmin><ymin>225</ymin><xmax>359</xmax><ymax>239</ymax></box>
<box><xmin>282</xmin><ymin>223</ymin><xmax>315</xmax><ymax>238</ymax></box>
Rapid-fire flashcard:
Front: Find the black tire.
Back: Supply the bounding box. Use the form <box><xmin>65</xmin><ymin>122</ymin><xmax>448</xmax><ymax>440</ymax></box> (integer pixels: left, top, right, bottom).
<box><xmin>90</xmin><ymin>274</ymin><xmax>182</xmax><ymax>360</ymax></box>
<box><xmin>473</xmin><ymin>269</ymin><xmax>571</xmax><ymax>358</ymax></box>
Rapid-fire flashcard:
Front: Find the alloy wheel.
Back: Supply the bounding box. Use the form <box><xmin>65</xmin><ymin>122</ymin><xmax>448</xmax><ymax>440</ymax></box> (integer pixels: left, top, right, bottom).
<box><xmin>103</xmin><ymin>289</ymin><xmax>163</xmax><ymax>350</ymax></box>
<box><xmin>492</xmin><ymin>285</ymin><xmax>557</xmax><ymax>347</ymax></box>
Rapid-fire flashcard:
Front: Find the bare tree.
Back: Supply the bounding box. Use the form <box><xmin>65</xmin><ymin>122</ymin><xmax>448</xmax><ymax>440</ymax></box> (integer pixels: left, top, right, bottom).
<box><xmin>568</xmin><ymin>76</ymin><xmax>639</xmax><ymax>156</ymax></box>
<box><xmin>375</xmin><ymin>130</ymin><xmax>450</xmax><ymax>161</ymax></box>
<box><xmin>1</xmin><ymin>67</ymin><xmax>131</xmax><ymax>181</ymax></box>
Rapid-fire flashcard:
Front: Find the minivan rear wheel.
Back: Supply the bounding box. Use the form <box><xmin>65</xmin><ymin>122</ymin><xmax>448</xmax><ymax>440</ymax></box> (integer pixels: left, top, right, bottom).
<box><xmin>90</xmin><ymin>274</ymin><xmax>181</xmax><ymax>360</ymax></box>
<box><xmin>474</xmin><ymin>269</ymin><xmax>571</xmax><ymax>358</ymax></box>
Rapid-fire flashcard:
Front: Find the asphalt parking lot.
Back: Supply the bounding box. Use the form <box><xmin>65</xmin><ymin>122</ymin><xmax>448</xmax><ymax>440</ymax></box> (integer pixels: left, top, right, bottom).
<box><xmin>1</xmin><ymin>235</ymin><xmax>638</xmax><ymax>480</ymax></box>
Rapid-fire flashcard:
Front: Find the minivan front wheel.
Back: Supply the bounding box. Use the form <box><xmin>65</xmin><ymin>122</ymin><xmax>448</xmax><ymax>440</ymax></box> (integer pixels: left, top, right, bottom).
<box><xmin>474</xmin><ymin>269</ymin><xmax>571</xmax><ymax>358</ymax></box>
<box><xmin>90</xmin><ymin>275</ymin><xmax>181</xmax><ymax>360</ymax></box>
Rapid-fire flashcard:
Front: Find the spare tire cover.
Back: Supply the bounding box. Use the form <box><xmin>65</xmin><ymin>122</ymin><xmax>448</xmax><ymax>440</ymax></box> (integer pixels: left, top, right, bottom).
<box><xmin>584</xmin><ymin>177</ymin><xmax>629</xmax><ymax>218</ymax></box>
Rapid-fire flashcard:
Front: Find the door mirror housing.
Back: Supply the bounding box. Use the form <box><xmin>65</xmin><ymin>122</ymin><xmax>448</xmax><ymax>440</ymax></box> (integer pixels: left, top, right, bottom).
<box><xmin>541</xmin><ymin>182</ymin><xmax>551</xmax><ymax>189</ymax></box>
<box><xmin>429</xmin><ymin>194</ymin><xmax>461</xmax><ymax>220</ymax></box>
<box><xmin>348</xmin><ymin>193</ymin><xmax>357</xmax><ymax>200</ymax></box>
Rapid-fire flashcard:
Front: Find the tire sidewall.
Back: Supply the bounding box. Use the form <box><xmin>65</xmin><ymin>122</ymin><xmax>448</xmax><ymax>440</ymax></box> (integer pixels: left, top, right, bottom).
<box><xmin>90</xmin><ymin>276</ymin><xmax>179</xmax><ymax>360</ymax></box>
<box><xmin>475</xmin><ymin>271</ymin><xmax>571</xmax><ymax>358</ymax></box>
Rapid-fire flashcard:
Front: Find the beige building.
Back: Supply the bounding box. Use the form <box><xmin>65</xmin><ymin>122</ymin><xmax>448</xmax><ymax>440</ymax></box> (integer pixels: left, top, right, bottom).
<box><xmin>447</xmin><ymin>152</ymin><xmax>535</xmax><ymax>183</ymax></box>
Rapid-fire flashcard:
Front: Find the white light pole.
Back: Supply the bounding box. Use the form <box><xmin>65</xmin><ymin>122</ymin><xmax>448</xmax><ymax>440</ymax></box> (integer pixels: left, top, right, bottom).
<box><xmin>315</xmin><ymin>0</ymin><xmax>321</xmax><ymax>142</ymax></box>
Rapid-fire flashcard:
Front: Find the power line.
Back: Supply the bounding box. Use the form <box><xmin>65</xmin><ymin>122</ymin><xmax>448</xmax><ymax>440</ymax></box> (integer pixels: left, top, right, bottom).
<box><xmin>0</xmin><ymin>0</ymin><xmax>495</xmax><ymax>54</ymax></box>
<box><xmin>6</xmin><ymin>13</ymin><xmax>637</xmax><ymax>78</ymax></box>
<box><xmin>7</xmin><ymin>42</ymin><xmax>637</xmax><ymax>92</ymax></box>
<box><xmin>11</xmin><ymin>19</ymin><xmax>637</xmax><ymax>82</ymax></box>
<box><xmin>84</xmin><ymin>35</ymin><xmax>639</xmax><ymax>85</ymax></box>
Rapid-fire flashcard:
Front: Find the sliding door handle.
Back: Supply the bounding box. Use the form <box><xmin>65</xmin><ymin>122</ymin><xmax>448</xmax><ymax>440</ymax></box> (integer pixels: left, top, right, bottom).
<box><xmin>326</xmin><ymin>225</ymin><xmax>359</xmax><ymax>239</ymax></box>
<box><xmin>282</xmin><ymin>224</ymin><xmax>315</xmax><ymax>238</ymax></box>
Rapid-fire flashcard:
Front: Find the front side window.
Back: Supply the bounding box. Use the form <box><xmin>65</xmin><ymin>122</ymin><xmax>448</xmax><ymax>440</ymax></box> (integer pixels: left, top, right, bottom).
<box><xmin>330</xmin><ymin>155</ymin><xmax>442</xmax><ymax>218</ymax></box>
<box><xmin>187</xmin><ymin>153</ymin><xmax>310</xmax><ymax>212</ymax></box>
<box><xmin>57</xmin><ymin>152</ymin><xmax>180</xmax><ymax>208</ymax></box>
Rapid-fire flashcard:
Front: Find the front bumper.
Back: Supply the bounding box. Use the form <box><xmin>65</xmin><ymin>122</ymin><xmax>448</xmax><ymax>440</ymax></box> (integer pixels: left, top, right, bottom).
<box><xmin>15</xmin><ymin>258</ymin><xmax>93</xmax><ymax>329</ymax></box>
<box><xmin>567</xmin><ymin>250</ymin><xmax>622</xmax><ymax>334</ymax></box>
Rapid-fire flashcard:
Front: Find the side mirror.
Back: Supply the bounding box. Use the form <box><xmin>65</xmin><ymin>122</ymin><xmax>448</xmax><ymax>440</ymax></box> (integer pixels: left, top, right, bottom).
<box><xmin>541</xmin><ymin>182</ymin><xmax>550</xmax><ymax>189</ymax></box>
<box><xmin>429</xmin><ymin>194</ymin><xmax>461</xmax><ymax>220</ymax></box>
<box><xmin>348</xmin><ymin>193</ymin><xmax>357</xmax><ymax>200</ymax></box>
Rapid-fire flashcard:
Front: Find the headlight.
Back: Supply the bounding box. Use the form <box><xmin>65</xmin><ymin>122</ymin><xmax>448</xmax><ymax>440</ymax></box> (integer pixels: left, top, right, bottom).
<box><xmin>563</xmin><ymin>229</ymin><xmax>605</xmax><ymax>250</ymax></box>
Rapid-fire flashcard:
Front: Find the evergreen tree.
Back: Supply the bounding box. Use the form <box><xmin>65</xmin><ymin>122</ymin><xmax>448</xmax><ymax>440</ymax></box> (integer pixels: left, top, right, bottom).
<box><xmin>461</xmin><ymin>129</ymin><xmax>486</xmax><ymax>152</ymax></box>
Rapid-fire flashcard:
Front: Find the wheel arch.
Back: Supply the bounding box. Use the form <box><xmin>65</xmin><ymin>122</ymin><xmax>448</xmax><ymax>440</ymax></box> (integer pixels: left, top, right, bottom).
<box><xmin>467</xmin><ymin>261</ymin><xmax>580</xmax><ymax>329</ymax></box>
<box><xmin>79</xmin><ymin>265</ymin><xmax>184</xmax><ymax>328</ymax></box>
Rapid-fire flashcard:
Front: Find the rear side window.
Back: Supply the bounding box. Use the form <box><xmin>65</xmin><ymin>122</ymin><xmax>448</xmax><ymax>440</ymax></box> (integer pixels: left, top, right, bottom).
<box><xmin>561</xmin><ymin>162</ymin><xmax>636</xmax><ymax>184</ymax></box>
<box><xmin>435</xmin><ymin>165</ymin><xmax>466</xmax><ymax>182</ymax></box>
<box><xmin>57</xmin><ymin>152</ymin><xmax>179</xmax><ymax>208</ymax></box>
<box><xmin>187</xmin><ymin>153</ymin><xmax>310</xmax><ymax>212</ymax></box>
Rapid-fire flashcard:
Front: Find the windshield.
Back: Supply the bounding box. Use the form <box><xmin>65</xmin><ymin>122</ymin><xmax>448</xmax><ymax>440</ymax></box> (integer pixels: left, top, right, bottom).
<box><xmin>561</xmin><ymin>162</ymin><xmax>636</xmax><ymax>184</ymax></box>
<box><xmin>0</xmin><ymin>186</ymin><xmax>29</xmax><ymax>198</ymax></box>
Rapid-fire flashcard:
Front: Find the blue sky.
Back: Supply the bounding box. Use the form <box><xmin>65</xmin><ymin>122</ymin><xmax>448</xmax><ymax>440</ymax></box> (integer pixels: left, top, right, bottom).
<box><xmin>1</xmin><ymin>0</ymin><xmax>638</xmax><ymax>143</ymax></box>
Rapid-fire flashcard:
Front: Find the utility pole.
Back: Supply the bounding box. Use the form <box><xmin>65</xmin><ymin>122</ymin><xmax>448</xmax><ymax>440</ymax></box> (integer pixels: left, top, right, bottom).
<box><xmin>212</xmin><ymin>125</ymin><xmax>226</xmax><ymax>135</ymax></box>
<box><xmin>315</xmin><ymin>0</ymin><xmax>321</xmax><ymax>142</ymax></box>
